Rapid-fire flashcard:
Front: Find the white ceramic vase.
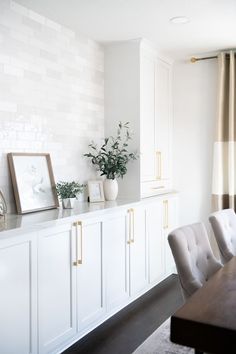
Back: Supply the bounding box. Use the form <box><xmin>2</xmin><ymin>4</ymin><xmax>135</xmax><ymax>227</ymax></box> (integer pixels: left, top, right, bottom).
<box><xmin>103</xmin><ymin>178</ymin><xmax>118</xmax><ymax>201</ymax></box>
<box><xmin>62</xmin><ymin>197</ymin><xmax>76</xmax><ymax>209</ymax></box>
<box><xmin>76</xmin><ymin>193</ymin><xmax>84</xmax><ymax>202</ymax></box>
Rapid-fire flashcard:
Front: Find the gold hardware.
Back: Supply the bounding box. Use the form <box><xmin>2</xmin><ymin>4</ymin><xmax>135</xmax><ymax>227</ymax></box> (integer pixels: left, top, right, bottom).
<box><xmin>77</xmin><ymin>221</ymin><xmax>83</xmax><ymax>265</ymax></box>
<box><xmin>127</xmin><ymin>208</ymin><xmax>135</xmax><ymax>244</ymax></box>
<box><xmin>73</xmin><ymin>221</ymin><xmax>78</xmax><ymax>266</ymax></box>
<box><xmin>73</xmin><ymin>221</ymin><xmax>83</xmax><ymax>265</ymax></box>
<box><xmin>163</xmin><ymin>200</ymin><xmax>169</xmax><ymax>229</ymax></box>
<box><xmin>156</xmin><ymin>151</ymin><xmax>162</xmax><ymax>180</ymax></box>
<box><xmin>127</xmin><ymin>209</ymin><xmax>132</xmax><ymax>244</ymax></box>
<box><xmin>131</xmin><ymin>208</ymin><xmax>135</xmax><ymax>243</ymax></box>
<box><xmin>151</xmin><ymin>186</ymin><xmax>165</xmax><ymax>190</ymax></box>
<box><xmin>190</xmin><ymin>55</ymin><xmax>217</xmax><ymax>63</ymax></box>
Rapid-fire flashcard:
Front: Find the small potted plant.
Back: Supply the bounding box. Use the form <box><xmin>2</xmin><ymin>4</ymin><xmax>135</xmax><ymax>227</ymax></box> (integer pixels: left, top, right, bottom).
<box><xmin>56</xmin><ymin>181</ymin><xmax>86</xmax><ymax>209</ymax></box>
<box><xmin>84</xmin><ymin>122</ymin><xmax>137</xmax><ymax>201</ymax></box>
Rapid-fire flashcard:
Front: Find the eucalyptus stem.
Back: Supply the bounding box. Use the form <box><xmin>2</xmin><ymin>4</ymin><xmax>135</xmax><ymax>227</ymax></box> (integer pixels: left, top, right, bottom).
<box><xmin>84</xmin><ymin>122</ymin><xmax>138</xmax><ymax>179</ymax></box>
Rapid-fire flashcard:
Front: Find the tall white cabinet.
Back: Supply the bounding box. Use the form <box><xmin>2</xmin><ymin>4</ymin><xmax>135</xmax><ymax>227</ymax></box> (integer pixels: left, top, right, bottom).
<box><xmin>105</xmin><ymin>38</ymin><xmax>173</xmax><ymax>199</ymax></box>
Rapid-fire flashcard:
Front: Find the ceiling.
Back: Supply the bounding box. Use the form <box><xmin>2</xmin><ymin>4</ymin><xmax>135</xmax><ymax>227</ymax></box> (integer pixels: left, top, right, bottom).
<box><xmin>15</xmin><ymin>0</ymin><xmax>236</xmax><ymax>60</ymax></box>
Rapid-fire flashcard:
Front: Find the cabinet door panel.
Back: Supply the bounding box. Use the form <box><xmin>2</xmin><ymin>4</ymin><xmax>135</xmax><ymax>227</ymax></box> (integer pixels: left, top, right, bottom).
<box><xmin>0</xmin><ymin>235</ymin><xmax>37</xmax><ymax>354</ymax></box>
<box><xmin>77</xmin><ymin>221</ymin><xmax>104</xmax><ymax>332</ymax></box>
<box><xmin>38</xmin><ymin>224</ymin><xmax>76</xmax><ymax>353</ymax></box>
<box><xmin>163</xmin><ymin>197</ymin><xmax>178</xmax><ymax>275</ymax></box>
<box><xmin>146</xmin><ymin>202</ymin><xmax>166</xmax><ymax>284</ymax></box>
<box><xmin>103</xmin><ymin>213</ymin><xmax>129</xmax><ymax>311</ymax></box>
<box><xmin>129</xmin><ymin>206</ymin><xmax>147</xmax><ymax>295</ymax></box>
<box><xmin>140</xmin><ymin>54</ymin><xmax>156</xmax><ymax>182</ymax></box>
<box><xmin>155</xmin><ymin>59</ymin><xmax>171</xmax><ymax>182</ymax></box>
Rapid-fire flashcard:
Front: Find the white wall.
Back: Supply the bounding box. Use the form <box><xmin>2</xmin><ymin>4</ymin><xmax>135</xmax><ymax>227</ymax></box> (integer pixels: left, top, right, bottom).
<box><xmin>173</xmin><ymin>59</ymin><xmax>218</xmax><ymax>229</ymax></box>
<box><xmin>0</xmin><ymin>0</ymin><xmax>104</xmax><ymax>211</ymax></box>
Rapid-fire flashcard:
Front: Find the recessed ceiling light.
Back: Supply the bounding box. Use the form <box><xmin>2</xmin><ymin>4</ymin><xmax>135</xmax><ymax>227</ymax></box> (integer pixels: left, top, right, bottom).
<box><xmin>170</xmin><ymin>16</ymin><xmax>190</xmax><ymax>24</ymax></box>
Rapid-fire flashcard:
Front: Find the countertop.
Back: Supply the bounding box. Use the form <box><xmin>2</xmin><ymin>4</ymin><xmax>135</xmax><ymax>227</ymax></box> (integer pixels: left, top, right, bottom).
<box><xmin>0</xmin><ymin>190</ymin><xmax>178</xmax><ymax>238</ymax></box>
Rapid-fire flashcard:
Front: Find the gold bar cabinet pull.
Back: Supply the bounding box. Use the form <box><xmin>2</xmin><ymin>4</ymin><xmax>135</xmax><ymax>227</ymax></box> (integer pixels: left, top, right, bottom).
<box><xmin>163</xmin><ymin>200</ymin><xmax>169</xmax><ymax>229</ymax></box>
<box><xmin>156</xmin><ymin>151</ymin><xmax>162</xmax><ymax>180</ymax></box>
<box><xmin>131</xmin><ymin>208</ymin><xmax>135</xmax><ymax>243</ymax></box>
<box><xmin>73</xmin><ymin>221</ymin><xmax>78</xmax><ymax>266</ymax></box>
<box><xmin>127</xmin><ymin>208</ymin><xmax>135</xmax><ymax>244</ymax></box>
<box><xmin>77</xmin><ymin>221</ymin><xmax>83</xmax><ymax>265</ymax></box>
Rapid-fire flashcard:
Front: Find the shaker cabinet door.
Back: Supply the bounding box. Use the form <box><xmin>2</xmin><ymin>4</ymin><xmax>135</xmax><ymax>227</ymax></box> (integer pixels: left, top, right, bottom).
<box><xmin>140</xmin><ymin>53</ymin><xmax>156</xmax><ymax>182</ymax></box>
<box><xmin>146</xmin><ymin>201</ymin><xmax>166</xmax><ymax>284</ymax></box>
<box><xmin>76</xmin><ymin>219</ymin><xmax>105</xmax><ymax>333</ymax></box>
<box><xmin>162</xmin><ymin>196</ymin><xmax>178</xmax><ymax>275</ymax></box>
<box><xmin>128</xmin><ymin>206</ymin><xmax>148</xmax><ymax>296</ymax></box>
<box><xmin>155</xmin><ymin>59</ymin><xmax>172</xmax><ymax>184</ymax></box>
<box><xmin>103</xmin><ymin>211</ymin><xmax>129</xmax><ymax>311</ymax></box>
<box><xmin>38</xmin><ymin>223</ymin><xmax>77</xmax><ymax>354</ymax></box>
<box><xmin>0</xmin><ymin>233</ymin><xmax>37</xmax><ymax>354</ymax></box>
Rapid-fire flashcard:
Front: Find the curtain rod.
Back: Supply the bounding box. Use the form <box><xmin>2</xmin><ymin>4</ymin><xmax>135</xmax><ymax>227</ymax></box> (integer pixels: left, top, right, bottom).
<box><xmin>190</xmin><ymin>55</ymin><xmax>217</xmax><ymax>63</ymax></box>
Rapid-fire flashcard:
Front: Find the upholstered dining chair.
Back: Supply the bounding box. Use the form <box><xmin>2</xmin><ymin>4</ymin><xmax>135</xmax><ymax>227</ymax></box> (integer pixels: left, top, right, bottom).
<box><xmin>168</xmin><ymin>222</ymin><xmax>222</xmax><ymax>300</ymax></box>
<box><xmin>209</xmin><ymin>208</ymin><xmax>236</xmax><ymax>264</ymax></box>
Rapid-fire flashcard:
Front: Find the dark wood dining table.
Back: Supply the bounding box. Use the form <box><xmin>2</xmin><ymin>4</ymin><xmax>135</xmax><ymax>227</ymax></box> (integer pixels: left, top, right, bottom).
<box><xmin>170</xmin><ymin>256</ymin><xmax>236</xmax><ymax>354</ymax></box>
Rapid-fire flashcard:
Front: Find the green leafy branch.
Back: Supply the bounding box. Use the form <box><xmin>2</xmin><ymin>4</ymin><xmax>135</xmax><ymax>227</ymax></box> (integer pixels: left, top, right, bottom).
<box><xmin>56</xmin><ymin>181</ymin><xmax>86</xmax><ymax>199</ymax></box>
<box><xmin>84</xmin><ymin>122</ymin><xmax>138</xmax><ymax>180</ymax></box>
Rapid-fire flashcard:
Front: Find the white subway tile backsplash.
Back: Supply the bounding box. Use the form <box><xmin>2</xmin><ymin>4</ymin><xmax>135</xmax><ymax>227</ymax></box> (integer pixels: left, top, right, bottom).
<box><xmin>22</xmin><ymin>16</ymin><xmax>42</xmax><ymax>32</ymax></box>
<box><xmin>10</xmin><ymin>1</ymin><xmax>29</xmax><ymax>17</ymax></box>
<box><xmin>40</xmin><ymin>49</ymin><xmax>58</xmax><ymax>62</ymax></box>
<box><xmin>28</xmin><ymin>10</ymin><xmax>45</xmax><ymax>25</ymax></box>
<box><xmin>4</xmin><ymin>63</ymin><xmax>24</xmax><ymax>76</ymax></box>
<box><xmin>0</xmin><ymin>54</ymin><xmax>10</xmax><ymax>64</ymax></box>
<box><xmin>24</xmin><ymin>70</ymin><xmax>42</xmax><ymax>81</ymax></box>
<box><xmin>0</xmin><ymin>101</ymin><xmax>17</xmax><ymax>112</ymax></box>
<box><xmin>0</xmin><ymin>0</ymin><xmax>104</xmax><ymax>212</ymax></box>
<box><xmin>45</xmin><ymin>18</ymin><xmax>61</xmax><ymax>32</ymax></box>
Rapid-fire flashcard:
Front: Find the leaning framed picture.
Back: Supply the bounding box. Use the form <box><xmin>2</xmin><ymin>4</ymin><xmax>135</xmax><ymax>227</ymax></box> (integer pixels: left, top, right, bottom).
<box><xmin>88</xmin><ymin>180</ymin><xmax>105</xmax><ymax>203</ymax></box>
<box><xmin>0</xmin><ymin>190</ymin><xmax>7</xmax><ymax>217</ymax></box>
<box><xmin>8</xmin><ymin>152</ymin><xmax>59</xmax><ymax>214</ymax></box>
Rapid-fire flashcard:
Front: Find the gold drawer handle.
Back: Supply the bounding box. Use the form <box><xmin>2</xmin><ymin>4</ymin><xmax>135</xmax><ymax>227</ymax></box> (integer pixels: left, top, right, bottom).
<box><xmin>73</xmin><ymin>221</ymin><xmax>83</xmax><ymax>266</ymax></box>
<box><xmin>163</xmin><ymin>200</ymin><xmax>169</xmax><ymax>229</ymax></box>
<box><xmin>127</xmin><ymin>208</ymin><xmax>135</xmax><ymax>244</ymax></box>
<box><xmin>156</xmin><ymin>151</ymin><xmax>162</xmax><ymax>180</ymax></box>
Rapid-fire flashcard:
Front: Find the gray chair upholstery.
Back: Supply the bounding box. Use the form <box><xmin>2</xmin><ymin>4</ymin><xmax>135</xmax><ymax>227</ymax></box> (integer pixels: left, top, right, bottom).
<box><xmin>168</xmin><ymin>222</ymin><xmax>222</xmax><ymax>300</ymax></box>
<box><xmin>209</xmin><ymin>208</ymin><xmax>236</xmax><ymax>264</ymax></box>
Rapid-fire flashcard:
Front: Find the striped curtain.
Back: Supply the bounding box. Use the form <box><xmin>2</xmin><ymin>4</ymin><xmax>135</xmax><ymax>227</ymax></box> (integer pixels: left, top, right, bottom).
<box><xmin>212</xmin><ymin>51</ymin><xmax>236</xmax><ymax>211</ymax></box>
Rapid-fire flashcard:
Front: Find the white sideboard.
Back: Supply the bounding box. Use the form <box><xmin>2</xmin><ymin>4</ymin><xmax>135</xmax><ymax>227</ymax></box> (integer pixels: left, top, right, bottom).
<box><xmin>0</xmin><ymin>192</ymin><xmax>178</xmax><ymax>354</ymax></box>
<box><xmin>105</xmin><ymin>39</ymin><xmax>173</xmax><ymax>199</ymax></box>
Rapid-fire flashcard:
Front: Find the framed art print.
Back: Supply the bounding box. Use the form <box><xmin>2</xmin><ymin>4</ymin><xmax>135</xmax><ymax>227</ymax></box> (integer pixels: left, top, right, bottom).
<box><xmin>0</xmin><ymin>190</ymin><xmax>7</xmax><ymax>217</ymax></box>
<box><xmin>88</xmin><ymin>180</ymin><xmax>105</xmax><ymax>203</ymax></box>
<box><xmin>8</xmin><ymin>153</ymin><xmax>59</xmax><ymax>214</ymax></box>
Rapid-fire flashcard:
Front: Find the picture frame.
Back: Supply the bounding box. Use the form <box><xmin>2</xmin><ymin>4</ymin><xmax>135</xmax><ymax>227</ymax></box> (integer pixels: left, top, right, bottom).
<box><xmin>88</xmin><ymin>180</ymin><xmax>105</xmax><ymax>203</ymax></box>
<box><xmin>8</xmin><ymin>152</ymin><xmax>59</xmax><ymax>214</ymax></box>
<box><xmin>0</xmin><ymin>190</ymin><xmax>7</xmax><ymax>217</ymax></box>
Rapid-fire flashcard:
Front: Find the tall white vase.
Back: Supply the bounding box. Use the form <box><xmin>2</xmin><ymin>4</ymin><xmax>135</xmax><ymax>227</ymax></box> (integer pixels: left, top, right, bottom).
<box><xmin>103</xmin><ymin>178</ymin><xmax>118</xmax><ymax>201</ymax></box>
<box><xmin>62</xmin><ymin>198</ymin><xmax>76</xmax><ymax>209</ymax></box>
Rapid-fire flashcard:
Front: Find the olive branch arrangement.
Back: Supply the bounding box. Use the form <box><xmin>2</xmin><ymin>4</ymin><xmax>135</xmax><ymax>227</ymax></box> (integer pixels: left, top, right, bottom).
<box><xmin>84</xmin><ymin>122</ymin><xmax>138</xmax><ymax>180</ymax></box>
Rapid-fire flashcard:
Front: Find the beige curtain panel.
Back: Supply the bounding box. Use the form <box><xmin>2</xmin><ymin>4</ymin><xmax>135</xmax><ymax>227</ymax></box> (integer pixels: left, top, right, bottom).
<box><xmin>212</xmin><ymin>51</ymin><xmax>236</xmax><ymax>211</ymax></box>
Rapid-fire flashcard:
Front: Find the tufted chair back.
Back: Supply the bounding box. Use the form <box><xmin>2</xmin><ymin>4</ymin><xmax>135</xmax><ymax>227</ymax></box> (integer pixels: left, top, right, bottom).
<box><xmin>209</xmin><ymin>208</ymin><xmax>236</xmax><ymax>264</ymax></box>
<box><xmin>168</xmin><ymin>222</ymin><xmax>222</xmax><ymax>300</ymax></box>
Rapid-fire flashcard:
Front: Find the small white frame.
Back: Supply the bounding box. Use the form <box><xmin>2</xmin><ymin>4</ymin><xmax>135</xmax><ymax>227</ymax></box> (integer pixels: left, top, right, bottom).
<box><xmin>88</xmin><ymin>180</ymin><xmax>105</xmax><ymax>203</ymax></box>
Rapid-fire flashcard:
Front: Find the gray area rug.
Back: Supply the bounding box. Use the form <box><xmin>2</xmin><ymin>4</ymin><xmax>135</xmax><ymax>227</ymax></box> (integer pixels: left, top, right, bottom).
<box><xmin>133</xmin><ymin>318</ymin><xmax>194</xmax><ymax>354</ymax></box>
